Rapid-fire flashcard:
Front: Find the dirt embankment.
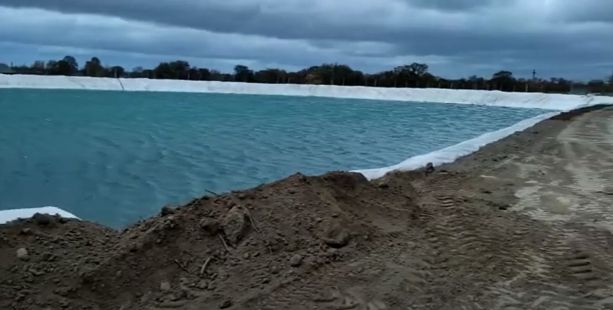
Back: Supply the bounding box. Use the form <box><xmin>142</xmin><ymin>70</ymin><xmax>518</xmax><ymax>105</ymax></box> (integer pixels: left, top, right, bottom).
<box><xmin>1</xmin><ymin>106</ymin><xmax>612</xmax><ymax>309</ymax></box>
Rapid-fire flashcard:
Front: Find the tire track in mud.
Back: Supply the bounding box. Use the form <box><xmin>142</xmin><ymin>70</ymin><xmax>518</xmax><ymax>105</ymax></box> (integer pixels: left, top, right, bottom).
<box><xmin>484</xmin><ymin>221</ymin><xmax>613</xmax><ymax>310</ymax></box>
<box><xmin>414</xmin><ymin>194</ymin><xmax>537</xmax><ymax>309</ymax></box>
<box><xmin>419</xmin><ymin>175</ymin><xmax>613</xmax><ymax>308</ymax></box>
<box><xmin>483</xmin><ymin>220</ymin><xmax>613</xmax><ymax>308</ymax></box>
<box><xmin>486</xmin><ymin>108</ymin><xmax>613</xmax><ymax>309</ymax></box>
<box><xmin>484</xmin><ymin>213</ymin><xmax>613</xmax><ymax>308</ymax></box>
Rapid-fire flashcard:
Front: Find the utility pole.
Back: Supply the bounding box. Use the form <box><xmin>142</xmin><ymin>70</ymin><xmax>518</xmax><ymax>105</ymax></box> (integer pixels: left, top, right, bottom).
<box><xmin>526</xmin><ymin>69</ymin><xmax>536</xmax><ymax>93</ymax></box>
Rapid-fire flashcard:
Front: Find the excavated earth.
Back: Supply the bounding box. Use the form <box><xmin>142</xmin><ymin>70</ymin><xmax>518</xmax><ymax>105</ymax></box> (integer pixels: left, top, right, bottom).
<box><xmin>1</xmin><ymin>105</ymin><xmax>613</xmax><ymax>310</ymax></box>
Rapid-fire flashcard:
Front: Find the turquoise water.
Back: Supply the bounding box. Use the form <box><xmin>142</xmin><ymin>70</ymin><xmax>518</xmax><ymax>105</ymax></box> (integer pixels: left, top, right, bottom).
<box><xmin>0</xmin><ymin>89</ymin><xmax>547</xmax><ymax>227</ymax></box>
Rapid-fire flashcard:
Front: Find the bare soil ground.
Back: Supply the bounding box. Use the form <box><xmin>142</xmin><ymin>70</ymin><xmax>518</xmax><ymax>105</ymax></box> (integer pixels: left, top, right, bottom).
<box><xmin>1</xmin><ymin>105</ymin><xmax>612</xmax><ymax>310</ymax></box>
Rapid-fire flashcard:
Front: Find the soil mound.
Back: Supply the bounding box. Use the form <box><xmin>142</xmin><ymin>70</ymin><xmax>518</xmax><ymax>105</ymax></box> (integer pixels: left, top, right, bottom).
<box><xmin>1</xmin><ymin>172</ymin><xmax>420</xmax><ymax>309</ymax></box>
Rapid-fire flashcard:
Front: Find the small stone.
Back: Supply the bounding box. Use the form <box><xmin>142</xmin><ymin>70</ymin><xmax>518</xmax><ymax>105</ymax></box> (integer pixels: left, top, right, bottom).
<box><xmin>197</xmin><ymin>280</ymin><xmax>208</xmax><ymax>289</ymax></box>
<box><xmin>29</xmin><ymin>268</ymin><xmax>45</xmax><ymax>276</ymax></box>
<box><xmin>170</xmin><ymin>290</ymin><xmax>186</xmax><ymax>301</ymax></box>
<box><xmin>498</xmin><ymin>204</ymin><xmax>510</xmax><ymax>211</ymax></box>
<box><xmin>289</xmin><ymin>254</ymin><xmax>303</xmax><ymax>267</ymax></box>
<box><xmin>219</xmin><ymin>299</ymin><xmax>233</xmax><ymax>309</ymax></box>
<box><xmin>32</xmin><ymin>213</ymin><xmax>52</xmax><ymax>226</ymax></box>
<box><xmin>19</xmin><ymin>228</ymin><xmax>32</xmax><ymax>235</ymax></box>
<box><xmin>425</xmin><ymin>162</ymin><xmax>435</xmax><ymax>175</ymax></box>
<box><xmin>270</xmin><ymin>265</ymin><xmax>280</xmax><ymax>274</ymax></box>
<box><xmin>55</xmin><ymin>287</ymin><xmax>71</xmax><ymax>297</ymax></box>
<box><xmin>243</xmin><ymin>252</ymin><xmax>250</xmax><ymax>260</ymax></box>
<box><xmin>322</xmin><ymin>223</ymin><xmax>351</xmax><ymax>248</ymax></box>
<box><xmin>222</xmin><ymin>207</ymin><xmax>250</xmax><ymax>245</ymax></box>
<box><xmin>162</xmin><ymin>216</ymin><xmax>177</xmax><ymax>230</ymax></box>
<box><xmin>160</xmin><ymin>281</ymin><xmax>171</xmax><ymax>292</ymax></box>
<box><xmin>160</xmin><ymin>205</ymin><xmax>176</xmax><ymax>217</ymax></box>
<box><xmin>16</xmin><ymin>248</ymin><xmax>29</xmax><ymax>260</ymax></box>
<box><xmin>129</xmin><ymin>244</ymin><xmax>140</xmax><ymax>252</ymax></box>
<box><xmin>199</xmin><ymin>218</ymin><xmax>221</xmax><ymax>236</ymax></box>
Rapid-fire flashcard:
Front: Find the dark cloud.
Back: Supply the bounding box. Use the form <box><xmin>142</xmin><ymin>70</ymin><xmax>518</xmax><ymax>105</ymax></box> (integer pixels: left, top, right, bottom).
<box><xmin>550</xmin><ymin>0</ymin><xmax>613</xmax><ymax>23</ymax></box>
<box><xmin>0</xmin><ymin>0</ymin><xmax>611</xmax><ymax>80</ymax></box>
<box><xmin>408</xmin><ymin>0</ymin><xmax>507</xmax><ymax>11</ymax></box>
<box><xmin>0</xmin><ymin>0</ymin><xmax>262</xmax><ymax>34</ymax></box>
<box><xmin>0</xmin><ymin>0</ymin><xmax>545</xmax><ymax>43</ymax></box>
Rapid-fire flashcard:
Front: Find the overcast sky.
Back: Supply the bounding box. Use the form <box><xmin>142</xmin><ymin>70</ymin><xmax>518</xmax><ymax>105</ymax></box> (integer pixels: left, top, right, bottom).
<box><xmin>0</xmin><ymin>0</ymin><xmax>612</xmax><ymax>80</ymax></box>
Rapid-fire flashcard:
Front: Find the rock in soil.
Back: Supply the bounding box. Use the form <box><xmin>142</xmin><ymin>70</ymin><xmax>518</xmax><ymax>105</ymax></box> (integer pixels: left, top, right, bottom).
<box><xmin>160</xmin><ymin>205</ymin><xmax>176</xmax><ymax>217</ymax></box>
<box><xmin>289</xmin><ymin>254</ymin><xmax>303</xmax><ymax>267</ymax></box>
<box><xmin>32</xmin><ymin>213</ymin><xmax>53</xmax><ymax>226</ymax></box>
<box><xmin>219</xmin><ymin>299</ymin><xmax>233</xmax><ymax>309</ymax></box>
<box><xmin>222</xmin><ymin>206</ymin><xmax>250</xmax><ymax>245</ymax></box>
<box><xmin>199</xmin><ymin>218</ymin><xmax>221</xmax><ymax>236</ymax></box>
<box><xmin>425</xmin><ymin>162</ymin><xmax>435</xmax><ymax>174</ymax></box>
<box><xmin>16</xmin><ymin>247</ymin><xmax>29</xmax><ymax>260</ymax></box>
<box><xmin>160</xmin><ymin>281</ymin><xmax>171</xmax><ymax>292</ymax></box>
<box><xmin>322</xmin><ymin>222</ymin><xmax>351</xmax><ymax>248</ymax></box>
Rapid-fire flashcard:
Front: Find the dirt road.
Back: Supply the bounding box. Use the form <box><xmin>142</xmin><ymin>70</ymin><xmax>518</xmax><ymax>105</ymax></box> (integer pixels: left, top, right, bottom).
<box><xmin>1</xmin><ymin>106</ymin><xmax>612</xmax><ymax>309</ymax></box>
<box><xmin>448</xmin><ymin>105</ymin><xmax>613</xmax><ymax>309</ymax></box>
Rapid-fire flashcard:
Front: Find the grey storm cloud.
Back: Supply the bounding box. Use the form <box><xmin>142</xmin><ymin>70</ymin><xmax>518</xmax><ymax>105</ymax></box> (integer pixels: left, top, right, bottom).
<box><xmin>552</xmin><ymin>0</ymin><xmax>613</xmax><ymax>22</ymax></box>
<box><xmin>0</xmin><ymin>0</ymin><xmax>459</xmax><ymax>42</ymax></box>
<box><xmin>408</xmin><ymin>0</ymin><xmax>508</xmax><ymax>11</ymax></box>
<box><xmin>0</xmin><ymin>0</ymin><xmax>611</xmax><ymax>80</ymax></box>
<box><xmin>0</xmin><ymin>0</ymin><xmax>530</xmax><ymax>41</ymax></box>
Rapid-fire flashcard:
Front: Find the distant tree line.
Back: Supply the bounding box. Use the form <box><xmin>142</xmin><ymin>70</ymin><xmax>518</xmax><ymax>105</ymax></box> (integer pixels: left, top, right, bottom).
<box><xmin>2</xmin><ymin>55</ymin><xmax>613</xmax><ymax>95</ymax></box>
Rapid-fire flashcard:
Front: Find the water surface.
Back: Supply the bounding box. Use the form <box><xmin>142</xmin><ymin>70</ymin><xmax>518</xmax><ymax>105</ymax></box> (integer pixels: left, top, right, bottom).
<box><xmin>0</xmin><ymin>89</ymin><xmax>548</xmax><ymax>227</ymax></box>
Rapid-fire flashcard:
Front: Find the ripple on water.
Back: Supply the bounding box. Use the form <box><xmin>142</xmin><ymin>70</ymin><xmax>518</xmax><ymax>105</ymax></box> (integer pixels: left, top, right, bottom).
<box><xmin>0</xmin><ymin>89</ymin><xmax>550</xmax><ymax>227</ymax></box>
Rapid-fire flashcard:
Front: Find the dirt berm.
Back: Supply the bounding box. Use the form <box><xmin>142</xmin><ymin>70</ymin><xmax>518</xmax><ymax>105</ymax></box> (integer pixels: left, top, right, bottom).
<box><xmin>1</xmin><ymin>105</ymin><xmax>612</xmax><ymax>309</ymax></box>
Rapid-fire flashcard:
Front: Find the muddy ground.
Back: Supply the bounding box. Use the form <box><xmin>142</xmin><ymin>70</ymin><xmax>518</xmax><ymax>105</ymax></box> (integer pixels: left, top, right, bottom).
<box><xmin>1</xmin><ymin>106</ymin><xmax>612</xmax><ymax>310</ymax></box>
